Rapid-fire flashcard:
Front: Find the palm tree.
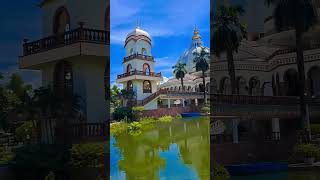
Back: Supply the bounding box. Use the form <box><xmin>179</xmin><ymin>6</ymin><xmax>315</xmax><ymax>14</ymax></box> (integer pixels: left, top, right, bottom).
<box><xmin>173</xmin><ymin>63</ymin><xmax>187</xmax><ymax>91</ymax></box>
<box><xmin>265</xmin><ymin>0</ymin><xmax>317</xmax><ymax>141</ymax></box>
<box><xmin>212</xmin><ymin>5</ymin><xmax>246</xmax><ymax>94</ymax></box>
<box><xmin>193</xmin><ymin>47</ymin><xmax>210</xmax><ymax>101</ymax></box>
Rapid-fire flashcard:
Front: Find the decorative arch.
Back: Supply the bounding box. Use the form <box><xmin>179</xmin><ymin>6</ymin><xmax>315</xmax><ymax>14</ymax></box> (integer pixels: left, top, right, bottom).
<box><xmin>211</xmin><ymin>79</ymin><xmax>218</xmax><ymax>93</ymax></box>
<box><xmin>220</xmin><ymin>77</ymin><xmax>231</xmax><ymax>94</ymax></box>
<box><xmin>283</xmin><ymin>68</ymin><xmax>299</xmax><ymax>96</ymax></box>
<box><xmin>143</xmin><ymin>80</ymin><xmax>152</xmax><ymax>93</ymax></box>
<box><xmin>248</xmin><ymin>76</ymin><xmax>260</xmax><ymax>95</ymax></box>
<box><xmin>53</xmin><ymin>6</ymin><xmax>70</xmax><ymax>34</ymax></box>
<box><xmin>127</xmin><ymin>64</ymin><xmax>132</xmax><ymax>73</ymax></box>
<box><xmin>236</xmin><ymin>76</ymin><xmax>247</xmax><ymax>95</ymax></box>
<box><xmin>308</xmin><ymin>66</ymin><xmax>320</xmax><ymax>96</ymax></box>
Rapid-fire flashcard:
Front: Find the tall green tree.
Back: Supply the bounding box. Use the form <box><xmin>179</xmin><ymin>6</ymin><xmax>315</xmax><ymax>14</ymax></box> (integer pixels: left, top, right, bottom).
<box><xmin>193</xmin><ymin>47</ymin><xmax>210</xmax><ymax>101</ymax></box>
<box><xmin>212</xmin><ymin>5</ymin><xmax>246</xmax><ymax>94</ymax></box>
<box><xmin>266</xmin><ymin>0</ymin><xmax>317</xmax><ymax>141</ymax></box>
<box><xmin>172</xmin><ymin>63</ymin><xmax>187</xmax><ymax>91</ymax></box>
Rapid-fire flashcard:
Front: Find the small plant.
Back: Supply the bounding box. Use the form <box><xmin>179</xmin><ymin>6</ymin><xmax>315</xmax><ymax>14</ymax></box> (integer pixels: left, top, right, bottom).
<box><xmin>175</xmin><ymin>114</ymin><xmax>182</xmax><ymax>120</ymax></box>
<box><xmin>128</xmin><ymin>122</ymin><xmax>143</xmax><ymax>136</ymax></box>
<box><xmin>213</xmin><ymin>163</ymin><xmax>230</xmax><ymax>180</ymax></box>
<box><xmin>201</xmin><ymin>103</ymin><xmax>210</xmax><ymax>114</ymax></box>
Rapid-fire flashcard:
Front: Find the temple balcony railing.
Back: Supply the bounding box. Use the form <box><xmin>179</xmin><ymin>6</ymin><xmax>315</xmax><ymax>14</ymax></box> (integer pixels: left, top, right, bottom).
<box><xmin>123</xmin><ymin>54</ymin><xmax>154</xmax><ymax>63</ymax></box>
<box><xmin>117</xmin><ymin>70</ymin><xmax>162</xmax><ymax>79</ymax></box>
<box><xmin>22</xmin><ymin>27</ymin><xmax>110</xmax><ymax>56</ymax></box>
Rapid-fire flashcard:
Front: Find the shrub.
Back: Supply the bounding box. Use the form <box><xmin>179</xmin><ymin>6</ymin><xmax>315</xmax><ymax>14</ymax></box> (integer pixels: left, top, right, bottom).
<box><xmin>293</xmin><ymin>143</ymin><xmax>320</xmax><ymax>159</ymax></box>
<box><xmin>311</xmin><ymin>124</ymin><xmax>320</xmax><ymax>135</ymax></box>
<box><xmin>15</xmin><ymin>121</ymin><xmax>35</xmax><ymax>142</ymax></box>
<box><xmin>69</xmin><ymin>143</ymin><xmax>107</xmax><ymax>168</ymax></box>
<box><xmin>175</xmin><ymin>114</ymin><xmax>182</xmax><ymax>120</ymax></box>
<box><xmin>113</xmin><ymin>107</ymin><xmax>133</xmax><ymax>121</ymax></box>
<box><xmin>0</xmin><ymin>146</ymin><xmax>14</xmax><ymax>165</ymax></box>
<box><xmin>132</xmin><ymin>106</ymin><xmax>144</xmax><ymax>120</ymax></box>
<box><xmin>128</xmin><ymin>122</ymin><xmax>143</xmax><ymax>136</ymax></box>
<box><xmin>110</xmin><ymin>122</ymin><xmax>128</xmax><ymax>136</ymax></box>
<box><xmin>158</xmin><ymin>116</ymin><xmax>173</xmax><ymax>123</ymax></box>
<box><xmin>201</xmin><ymin>103</ymin><xmax>210</xmax><ymax>114</ymax></box>
<box><xmin>213</xmin><ymin>163</ymin><xmax>230</xmax><ymax>180</ymax></box>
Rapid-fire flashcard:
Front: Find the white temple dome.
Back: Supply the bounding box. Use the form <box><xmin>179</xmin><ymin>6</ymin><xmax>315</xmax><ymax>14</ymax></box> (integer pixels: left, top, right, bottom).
<box><xmin>177</xmin><ymin>28</ymin><xmax>210</xmax><ymax>73</ymax></box>
<box><xmin>125</xmin><ymin>27</ymin><xmax>152</xmax><ymax>46</ymax></box>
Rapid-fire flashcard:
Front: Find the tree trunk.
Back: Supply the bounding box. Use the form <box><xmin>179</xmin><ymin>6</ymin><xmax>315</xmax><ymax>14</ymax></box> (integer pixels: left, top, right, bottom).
<box><xmin>227</xmin><ymin>50</ymin><xmax>236</xmax><ymax>94</ymax></box>
<box><xmin>296</xmin><ymin>29</ymin><xmax>311</xmax><ymax>141</ymax></box>
<box><xmin>181</xmin><ymin>78</ymin><xmax>184</xmax><ymax>91</ymax></box>
<box><xmin>202</xmin><ymin>71</ymin><xmax>207</xmax><ymax>104</ymax></box>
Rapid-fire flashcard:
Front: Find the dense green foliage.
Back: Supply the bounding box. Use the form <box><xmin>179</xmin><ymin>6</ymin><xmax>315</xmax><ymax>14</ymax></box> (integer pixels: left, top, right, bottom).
<box><xmin>311</xmin><ymin>124</ymin><xmax>320</xmax><ymax>136</ymax></box>
<box><xmin>113</xmin><ymin>107</ymin><xmax>133</xmax><ymax>121</ymax></box>
<box><xmin>111</xmin><ymin>116</ymin><xmax>175</xmax><ymax>137</ymax></box>
<box><xmin>15</xmin><ymin>121</ymin><xmax>35</xmax><ymax>143</ymax></box>
<box><xmin>69</xmin><ymin>143</ymin><xmax>107</xmax><ymax>168</ymax></box>
<box><xmin>293</xmin><ymin>143</ymin><xmax>320</xmax><ymax>159</ymax></box>
<box><xmin>0</xmin><ymin>146</ymin><xmax>15</xmax><ymax>165</ymax></box>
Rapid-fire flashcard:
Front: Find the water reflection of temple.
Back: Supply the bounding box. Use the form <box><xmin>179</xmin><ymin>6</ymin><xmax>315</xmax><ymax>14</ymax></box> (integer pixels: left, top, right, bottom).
<box><xmin>112</xmin><ymin>119</ymin><xmax>210</xmax><ymax>180</ymax></box>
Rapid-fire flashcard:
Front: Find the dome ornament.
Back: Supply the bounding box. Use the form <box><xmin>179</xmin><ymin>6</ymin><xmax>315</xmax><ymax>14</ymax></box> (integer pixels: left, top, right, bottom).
<box><xmin>192</xmin><ymin>25</ymin><xmax>201</xmax><ymax>40</ymax></box>
<box><xmin>136</xmin><ymin>19</ymin><xmax>140</xmax><ymax>29</ymax></box>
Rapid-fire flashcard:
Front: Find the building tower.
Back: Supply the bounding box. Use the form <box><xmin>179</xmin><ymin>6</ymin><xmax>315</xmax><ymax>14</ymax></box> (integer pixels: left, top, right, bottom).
<box><xmin>116</xmin><ymin>24</ymin><xmax>162</xmax><ymax>107</ymax></box>
<box><xmin>19</xmin><ymin>0</ymin><xmax>110</xmax><ymax>125</ymax></box>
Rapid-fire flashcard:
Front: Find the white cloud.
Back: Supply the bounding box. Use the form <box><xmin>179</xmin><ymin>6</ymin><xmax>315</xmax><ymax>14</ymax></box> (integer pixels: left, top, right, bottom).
<box><xmin>160</xmin><ymin>75</ymin><xmax>173</xmax><ymax>85</ymax></box>
<box><xmin>110</xmin><ymin>0</ymin><xmax>210</xmax><ymax>44</ymax></box>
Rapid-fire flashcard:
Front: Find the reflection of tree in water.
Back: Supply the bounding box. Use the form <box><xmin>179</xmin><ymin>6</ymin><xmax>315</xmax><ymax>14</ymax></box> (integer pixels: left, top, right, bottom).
<box><xmin>113</xmin><ymin>118</ymin><xmax>210</xmax><ymax>180</ymax></box>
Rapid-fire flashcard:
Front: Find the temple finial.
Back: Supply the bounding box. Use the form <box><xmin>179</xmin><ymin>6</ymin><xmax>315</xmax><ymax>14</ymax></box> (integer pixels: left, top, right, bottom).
<box><xmin>136</xmin><ymin>19</ymin><xmax>140</xmax><ymax>29</ymax></box>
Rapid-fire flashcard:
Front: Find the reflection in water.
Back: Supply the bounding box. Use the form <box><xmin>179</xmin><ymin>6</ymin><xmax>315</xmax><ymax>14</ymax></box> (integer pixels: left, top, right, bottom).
<box><xmin>110</xmin><ymin>118</ymin><xmax>210</xmax><ymax>180</ymax></box>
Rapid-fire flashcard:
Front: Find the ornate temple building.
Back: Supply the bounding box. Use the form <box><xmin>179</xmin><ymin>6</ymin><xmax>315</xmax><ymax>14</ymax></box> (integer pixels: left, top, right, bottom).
<box><xmin>211</xmin><ymin>0</ymin><xmax>320</xmax><ymax>165</ymax></box>
<box><xmin>116</xmin><ymin>26</ymin><xmax>210</xmax><ymax>110</ymax></box>
<box><xmin>19</xmin><ymin>0</ymin><xmax>109</xmax><ymax>142</ymax></box>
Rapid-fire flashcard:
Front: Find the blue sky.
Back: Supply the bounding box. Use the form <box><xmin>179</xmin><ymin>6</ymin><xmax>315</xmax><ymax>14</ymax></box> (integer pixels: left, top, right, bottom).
<box><xmin>0</xmin><ymin>1</ymin><xmax>42</xmax><ymax>87</ymax></box>
<box><xmin>110</xmin><ymin>0</ymin><xmax>210</xmax><ymax>86</ymax></box>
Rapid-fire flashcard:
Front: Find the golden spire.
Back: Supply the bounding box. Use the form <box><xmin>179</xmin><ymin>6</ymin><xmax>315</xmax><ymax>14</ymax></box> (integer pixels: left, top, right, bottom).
<box><xmin>192</xmin><ymin>25</ymin><xmax>201</xmax><ymax>40</ymax></box>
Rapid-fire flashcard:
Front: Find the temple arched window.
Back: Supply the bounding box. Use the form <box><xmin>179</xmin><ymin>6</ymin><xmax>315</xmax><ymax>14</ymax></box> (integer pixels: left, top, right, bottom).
<box><xmin>127</xmin><ymin>64</ymin><xmax>132</xmax><ymax>73</ymax></box>
<box><xmin>141</xmin><ymin>48</ymin><xmax>147</xmax><ymax>55</ymax></box>
<box><xmin>143</xmin><ymin>63</ymin><xmax>150</xmax><ymax>74</ymax></box>
<box><xmin>53</xmin><ymin>7</ymin><xmax>70</xmax><ymax>35</ymax></box>
<box><xmin>143</xmin><ymin>80</ymin><xmax>152</xmax><ymax>93</ymax></box>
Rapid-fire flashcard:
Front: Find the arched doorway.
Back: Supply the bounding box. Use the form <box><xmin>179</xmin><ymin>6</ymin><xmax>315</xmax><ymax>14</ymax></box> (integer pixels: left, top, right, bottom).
<box><xmin>237</xmin><ymin>77</ymin><xmax>247</xmax><ymax>95</ymax></box>
<box><xmin>53</xmin><ymin>61</ymin><xmax>73</xmax><ymax>97</ymax></box>
<box><xmin>308</xmin><ymin>66</ymin><xmax>320</xmax><ymax>96</ymax></box>
<box><xmin>221</xmin><ymin>77</ymin><xmax>231</xmax><ymax>95</ymax></box>
<box><xmin>283</xmin><ymin>69</ymin><xmax>299</xmax><ymax>96</ymax></box>
<box><xmin>249</xmin><ymin>77</ymin><xmax>260</xmax><ymax>95</ymax></box>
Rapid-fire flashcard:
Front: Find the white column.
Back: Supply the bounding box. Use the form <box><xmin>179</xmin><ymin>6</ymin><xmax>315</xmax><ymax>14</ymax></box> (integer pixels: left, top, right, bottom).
<box><xmin>272</xmin><ymin>117</ymin><xmax>280</xmax><ymax>140</ymax></box>
<box><xmin>182</xmin><ymin>99</ymin><xmax>185</xmax><ymax>107</ymax></box>
<box><xmin>232</xmin><ymin>119</ymin><xmax>239</xmax><ymax>143</ymax></box>
<box><xmin>195</xmin><ymin>99</ymin><xmax>198</xmax><ymax>106</ymax></box>
<box><xmin>168</xmin><ymin>99</ymin><xmax>171</xmax><ymax>108</ymax></box>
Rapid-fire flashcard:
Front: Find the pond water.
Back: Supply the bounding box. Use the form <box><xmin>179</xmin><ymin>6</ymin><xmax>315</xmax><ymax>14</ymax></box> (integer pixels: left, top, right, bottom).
<box><xmin>110</xmin><ymin>117</ymin><xmax>210</xmax><ymax>180</ymax></box>
<box><xmin>231</xmin><ymin>170</ymin><xmax>320</xmax><ymax>180</ymax></box>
